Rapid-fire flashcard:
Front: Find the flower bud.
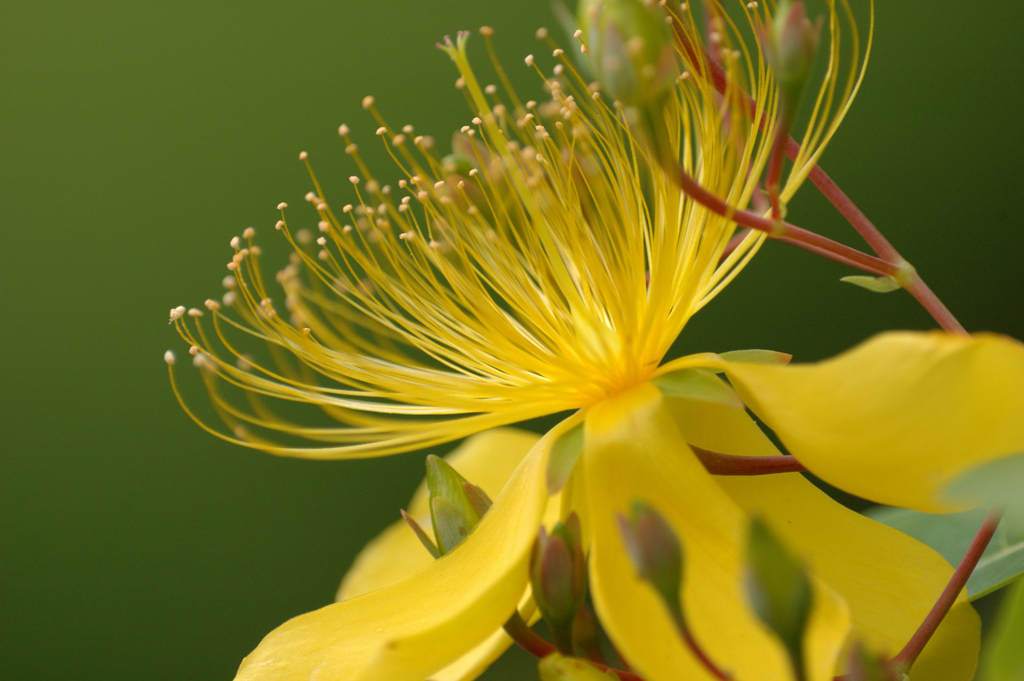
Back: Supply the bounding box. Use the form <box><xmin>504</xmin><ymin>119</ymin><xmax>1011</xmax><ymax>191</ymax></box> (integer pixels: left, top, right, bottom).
<box><xmin>616</xmin><ymin>500</ymin><xmax>684</xmax><ymax>619</ymax></box>
<box><xmin>425</xmin><ymin>454</ymin><xmax>482</xmax><ymax>554</ymax></box>
<box><xmin>766</xmin><ymin>1</ymin><xmax>821</xmax><ymax>122</ymax></box>
<box><xmin>745</xmin><ymin>517</ymin><xmax>813</xmax><ymax>678</ymax></box>
<box><xmin>579</xmin><ymin>0</ymin><xmax>678</xmax><ymax>109</ymax></box>
<box><xmin>530</xmin><ymin>513</ymin><xmax>587</xmax><ymax>654</ymax></box>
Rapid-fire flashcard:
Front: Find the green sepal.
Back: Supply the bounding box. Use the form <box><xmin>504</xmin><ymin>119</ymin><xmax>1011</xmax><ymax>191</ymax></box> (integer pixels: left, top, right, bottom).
<box><xmin>462</xmin><ymin>481</ymin><xmax>493</xmax><ymax>517</ymax></box>
<box><xmin>745</xmin><ymin>517</ymin><xmax>814</xmax><ymax>679</ymax></box>
<box><xmin>538</xmin><ymin>654</ymin><xmax>618</xmax><ymax>681</ymax></box>
<box><xmin>431</xmin><ymin>496</ymin><xmax>470</xmax><ymax>555</ymax></box>
<box><xmin>841</xmin><ymin>275</ymin><xmax>901</xmax><ymax>293</ymax></box>
<box><xmin>401</xmin><ymin>509</ymin><xmax>440</xmax><ymax>559</ymax></box>
<box><xmin>425</xmin><ymin>454</ymin><xmax>481</xmax><ymax>554</ymax></box>
<box><xmin>548</xmin><ymin>423</ymin><xmax>584</xmax><ymax>494</ymax></box>
<box><xmin>652</xmin><ymin>368</ymin><xmax>744</xmax><ymax>409</ymax></box>
<box><xmin>718</xmin><ymin>349</ymin><xmax>793</xmax><ymax>366</ymax></box>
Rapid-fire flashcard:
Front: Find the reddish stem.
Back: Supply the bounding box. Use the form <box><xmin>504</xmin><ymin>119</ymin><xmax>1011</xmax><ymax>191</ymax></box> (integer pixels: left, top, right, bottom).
<box><xmin>675</xmin><ymin>169</ymin><xmax>900</xmax><ymax>277</ymax></box>
<box><xmin>504</xmin><ymin>612</ymin><xmax>645</xmax><ymax>681</ymax></box>
<box><xmin>890</xmin><ymin>509</ymin><xmax>1002</xmax><ymax>673</ymax></box>
<box><xmin>692</xmin><ymin>447</ymin><xmax>807</xmax><ymax>475</ymax></box>
<box><xmin>671</xmin><ymin>23</ymin><xmax>968</xmax><ymax>335</ymax></box>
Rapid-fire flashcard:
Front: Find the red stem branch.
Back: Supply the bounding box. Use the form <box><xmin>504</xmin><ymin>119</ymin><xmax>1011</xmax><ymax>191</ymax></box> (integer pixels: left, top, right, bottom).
<box><xmin>890</xmin><ymin>509</ymin><xmax>1002</xmax><ymax>673</ymax></box>
<box><xmin>692</xmin><ymin>447</ymin><xmax>807</xmax><ymax>475</ymax></box>
<box><xmin>675</xmin><ymin>169</ymin><xmax>900</xmax><ymax>277</ymax></box>
<box><xmin>671</xmin><ymin>22</ymin><xmax>968</xmax><ymax>335</ymax></box>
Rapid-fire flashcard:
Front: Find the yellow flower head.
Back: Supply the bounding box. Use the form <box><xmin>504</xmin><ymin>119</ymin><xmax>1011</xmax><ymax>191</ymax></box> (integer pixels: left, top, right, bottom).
<box><xmin>164</xmin><ymin>2</ymin><xmax>1024</xmax><ymax>681</ymax></box>
<box><xmin>168</xmin><ymin>0</ymin><xmax>864</xmax><ymax>459</ymax></box>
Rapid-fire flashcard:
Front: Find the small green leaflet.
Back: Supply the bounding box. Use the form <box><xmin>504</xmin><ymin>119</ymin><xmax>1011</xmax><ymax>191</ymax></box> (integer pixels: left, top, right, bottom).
<box><xmin>547</xmin><ymin>423</ymin><xmax>584</xmax><ymax>494</ymax></box>
<box><xmin>840</xmin><ymin>275</ymin><xmax>901</xmax><ymax>293</ymax></box>
<box><xmin>865</xmin><ymin>505</ymin><xmax>1024</xmax><ymax>599</ymax></box>
<box><xmin>652</xmin><ymin>368</ymin><xmax>744</xmax><ymax>409</ymax></box>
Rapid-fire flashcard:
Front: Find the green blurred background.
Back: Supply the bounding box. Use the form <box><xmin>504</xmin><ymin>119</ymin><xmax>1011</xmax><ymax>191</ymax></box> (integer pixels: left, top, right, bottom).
<box><xmin>2</xmin><ymin>1</ymin><xmax>1022</xmax><ymax>679</ymax></box>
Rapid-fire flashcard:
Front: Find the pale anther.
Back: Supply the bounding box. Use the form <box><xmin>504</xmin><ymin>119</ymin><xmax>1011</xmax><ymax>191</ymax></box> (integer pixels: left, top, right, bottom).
<box><xmin>163</xmin><ymin>350</ymin><xmax>176</xmax><ymax>365</ymax></box>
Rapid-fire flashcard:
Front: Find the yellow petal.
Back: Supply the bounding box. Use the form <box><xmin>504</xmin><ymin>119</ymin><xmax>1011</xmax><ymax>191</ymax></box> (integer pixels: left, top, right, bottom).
<box><xmin>668</xmin><ymin>396</ymin><xmax>981</xmax><ymax>680</ymax></box>
<box><xmin>581</xmin><ymin>383</ymin><xmax>848</xmax><ymax>681</ymax></box>
<box><xmin>803</xmin><ymin>579</ymin><xmax>852</xmax><ymax>681</ymax></box>
<box><xmin>334</xmin><ymin>428</ymin><xmax>547</xmax><ymax>681</ymax></box>
<box><xmin>338</xmin><ymin>427</ymin><xmax>542</xmax><ymax>601</ymax></box>
<box><xmin>722</xmin><ymin>331</ymin><xmax>1024</xmax><ymax>513</ymax></box>
<box><xmin>234</xmin><ymin>418</ymin><xmax>577</xmax><ymax>681</ymax></box>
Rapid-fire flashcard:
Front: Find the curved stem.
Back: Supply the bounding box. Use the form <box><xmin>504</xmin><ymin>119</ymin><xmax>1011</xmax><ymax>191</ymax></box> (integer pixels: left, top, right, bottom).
<box><xmin>691</xmin><ymin>446</ymin><xmax>807</xmax><ymax>476</ymax></box>
<box><xmin>671</xmin><ymin>23</ymin><xmax>968</xmax><ymax>335</ymax></box>
<box><xmin>503</xmin><ymin>612</ymin><xmax>645</xmax><ymax>681</ymax></box>
<box><xmin>675</xmin><ymin>168</ymin><xmax>900</xmax><ymax>277</ymax></box>
<box><xmin>890</xmin><ymin>508</ymin><xmax>1002</xmax><ymax>673</ymax></box>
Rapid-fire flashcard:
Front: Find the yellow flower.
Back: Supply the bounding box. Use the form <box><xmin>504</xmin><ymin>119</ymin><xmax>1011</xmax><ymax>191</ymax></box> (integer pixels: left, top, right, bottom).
<box><xmin>166</xmin><ymin>2</ymin><xmax>1024</xmax><ymax>680</ymax></box>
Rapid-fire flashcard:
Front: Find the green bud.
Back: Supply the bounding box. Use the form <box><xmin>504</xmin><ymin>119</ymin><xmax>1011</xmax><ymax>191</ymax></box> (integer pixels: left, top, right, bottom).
<box><xmin>425</xmin><ymin>454</ymin><xmax>482</xmax><ymax>554</ymax></box>
<box><xmin>745</xmin><ymin>517</ymin><xmax>813</xmax><ymax>679</ymax></box>
<box><xmin>538</xmin><ymin>654</ymin><xmax>618</xmax><ymax>681</ymax></box>
<box><xmin>767</xmin><ymin>1</ymin><xmax>821</xmax><ymax>121</ymax></box>
<box><xmin>441</xmin><ymin>153</ymin><xmax>475</xmax><ymax>178</ymax></box>
<box><xmin>580</xmin><ymin>0</ymin><xmax>678</xmax><ymax>108</ymax></box>
<box><xmin>616</xmin><ymin>500</ymin><xmax>684</xmax><ymax>623</ymax></box>
<box><xmin>531</xmin><ymin>513</ymin><xmax>588</xmax><ymax>654</ymax></box>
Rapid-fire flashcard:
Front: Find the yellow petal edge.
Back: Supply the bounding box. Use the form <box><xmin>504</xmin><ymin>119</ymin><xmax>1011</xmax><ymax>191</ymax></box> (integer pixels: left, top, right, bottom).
<box><xmin>234</xmin><ymin>417</ymin><xmax>578</xmax><ymax>681</ymax></box>
<box><xmin>723</xmin><ymin>331</ymin><xmax>1024</xmax><ymax>513</ymax></box>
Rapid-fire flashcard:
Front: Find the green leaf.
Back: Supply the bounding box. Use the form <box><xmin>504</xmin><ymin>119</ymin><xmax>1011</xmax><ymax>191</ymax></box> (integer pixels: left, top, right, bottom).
<box><xmin>944</xmin><ymin>452</ymin><xmax>1024</xmax><ymax>529</ymax></box>
<box><xmin>979</xmin><ymin>578</ymin><xmax>1024</xmax><ymax>681</ymax></box>
<box><xmin>653</xmin><ymin>368</ymin><xmax>744</xmax><ymax>409</ymax></box>
<box><xmin>718</xmin><ymin>349</ymin><xmax>793</xmax><ymax>366</ymax></box>
<box><xmin>865</xmin><ymin>505</ymin><xmax>1024</xmax><ymax>599</ymax></box>
<box><xmin>547</xmin><ymin>423</ymin><xmax>584</xmax><ymax>494</ymax></box>
<box><xmin>840</xmin><ymin>275</ymin><xmax>901</xmax><ymax>292</ymax></box>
